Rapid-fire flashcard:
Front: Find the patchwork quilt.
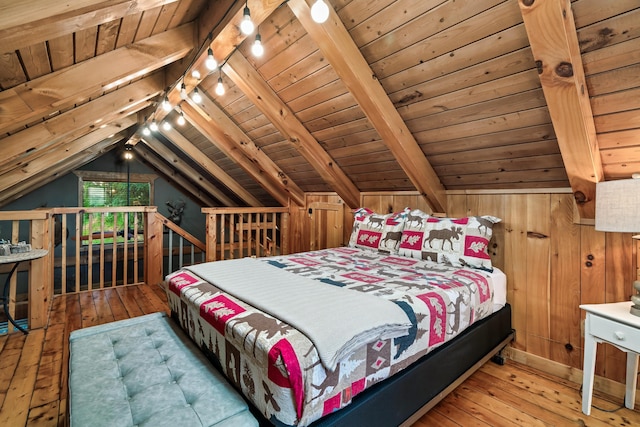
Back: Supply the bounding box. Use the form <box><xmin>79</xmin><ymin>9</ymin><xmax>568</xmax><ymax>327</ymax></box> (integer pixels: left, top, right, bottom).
<box><xmin>165</xmin><ymin>247</ymin><xmax>499</xmax><ymax>426</ymax></box>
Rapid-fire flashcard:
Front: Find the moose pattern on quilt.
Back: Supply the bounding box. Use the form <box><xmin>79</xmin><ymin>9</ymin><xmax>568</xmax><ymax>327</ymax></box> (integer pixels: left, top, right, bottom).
<box><xmin>166</xmin><ymin>247</ymin><xmax>497</xmax><ymax>426</ymax></box>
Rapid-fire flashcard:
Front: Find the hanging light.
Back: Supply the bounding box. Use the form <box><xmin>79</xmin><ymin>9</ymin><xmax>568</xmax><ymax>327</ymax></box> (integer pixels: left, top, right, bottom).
<box><xmin>251</xmin><ymin>31</ymin><xmax>264</xmax><ymax>57</ymax></box>
<box><xmin>180</xmin><ymin>83</ymin><xmax>187</xmax><ymax>100</ymax></box>
<box><xmin>124</xmin><ymin>144</ymin><xmax>133</xmax><ymax>160</ymax></box>
<box><xmin>192</xmin><ymin>87</ymin><xmax>202</xmax><ymax>103</ymax></box>
<box><xmin>177</xmin><ymin>111</ymin><xmax>186</xmax><ymax>126</ymax></box>
<box><xmin>149</xmin><ymin>120</ymin><xmax>159</xmax><ymax>132</ymax></box>
<box><xmin>191</xmin><ymin>69</ymin><xmax>201</xmax><ymax>80</ymax></box>
<box><xmin>240</xmin><ymin>3</ymin><xmax>254</xmax><ymax>35</ymax></box>
<box><xmin>215</xmin><ymin>73</ymin><xmax>225</xmax><ymax>96</ymax></box>
<box><xmin>311</xmin><ymin>0</ymin><xmax>330</xmax><ymax>23</ymax></box>
<box><xmin>162</xmin><ymin>121</ymin><xmax>172</xmax><ymax>131</ymax></box>
<box><xmin>142</xmin><ymin>126</ymin><xmax>151</xmax><ymax>136</ymax></box>
<box><xmin>205</xmin><ymin>48</ymin><xmax>218</xmax><ymax>71</ymax></box>
<box><xmin>161</xmin><ymin>95</ymin><xmax>172</xmax><ymax>112</ymax></box>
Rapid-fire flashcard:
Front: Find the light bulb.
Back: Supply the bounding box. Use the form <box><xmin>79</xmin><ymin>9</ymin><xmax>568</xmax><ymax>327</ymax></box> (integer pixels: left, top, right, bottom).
<box><xmin>162</xmin><ymin>121</ymin><xmax>172</xmax><ymax>131</ymax></box>
<box><xmin>142</xmin><ymin>126</ymin><xmax>150</xmax><ymax>136</ymax></box>
<box><xmin>311</xmin><ymin>0</ymin><xmax>330</xmax><ymax>23</ymax></box>
<box><xmin>149</xmin><ymin>120</ymin><xmax>159</xmax><ymax>132</ymax></box>
<box><xmin>240</xmin><ymin>5</ymin><xmax>254</xmax><ymax>35</ymax></box>
<box><xmin>177</xmin><ymin>112</ymin><xmax>186</xmax><ymax>126</ymax></box>
<box><xmin>252</xmin><ymin>33</ymin><xmax>264</xmax><ymax>57</ymax></box>
<box><xmin>124</xmin><ymin>148</ymin><xmax>133</xmax><ymax>160</ymax></box>
<box><xmin>191</xmin><ymin>69</ymin><xmax>201</xmax><ymax>80</ymax></box>
<box><xmin>161</xmin><ymin>96</ymin><xmax>171</xmax><ymax>112</ymax></box>
<box><xmin>180</xmin><ymin>83</ymin><xmax>187</xmax><ymax>100</ymax></box>
<box><xmin>205</xmin><ymin>48</ymin><xmax>217</xmax><ymax>70</ymax></box>
<box><xmin>215</xmin><ymin>77</ymin><xmax>225</xmax><ymax>96</ymax></box>
<box><xmin>192</xmin><ymin>88</ymin><xmax>202</xmax><ymax>103</ymax></box>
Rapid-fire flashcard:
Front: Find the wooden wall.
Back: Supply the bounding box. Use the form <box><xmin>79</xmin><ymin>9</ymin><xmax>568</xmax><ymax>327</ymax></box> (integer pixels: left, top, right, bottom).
<box><xmin>301</xmin><ymin>190</ymin><xmax>637</xmax><ymax>393</ymax></box>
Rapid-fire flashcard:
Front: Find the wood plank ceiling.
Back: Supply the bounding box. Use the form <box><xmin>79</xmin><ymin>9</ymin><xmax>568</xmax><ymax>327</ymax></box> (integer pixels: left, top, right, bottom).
<box><xmin>0</xmin><ymin>0</ymin><xmax>639</xmax><ymax>217</ymax></box>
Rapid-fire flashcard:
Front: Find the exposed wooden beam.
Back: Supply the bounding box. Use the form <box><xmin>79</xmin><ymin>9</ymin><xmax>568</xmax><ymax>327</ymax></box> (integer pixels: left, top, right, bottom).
<box><xmin>0</xmin><ymin>23</ymin><xmax>193</xmax><ymax>135</ymax></box>
<box><xmin>139</xmin><ymin>134</ymin><xmax>238</xmax><ymax>207</ymax></box>
<box><xmin>519</xmin><ymin>0</ymin><xmax>602</xmax><ymax>219</ymax></box>
<box><xmin>182</xmin><ymin>97</ymin><xmax>305</xmax><ymax>207</ymax></box>
<box><xmin>0</xmin><ymin>117</ymin><xmax>137</xmax><ymax>197</ymax></box>
<box><xmin>0</xmin><ymin>130</ymin><xmax>126</xmax><ymax>206</ymax></box>
<box><xmin>224</xmin><ymin>53</ymin><xmax>361</xmax><ymax>209</ymax></box>
<box><xmin>288</xmin><ymin>0</ymin><xmax>446</xmax><ymax>213</ymax></box>
<box><xmin>0</xmin><ymin>74</ymin><xmax>163</xmax><ymax>174</ymax></box>
<box><xmin>159</xmin><ymin>126</ymin><xmax>263</xmax><ymax>206</ymax></box>
<box><xmin>0</xmin><ymin>0</ymin><xmax>177</xmax><ymax>53</ymax></box>
<box><xmin>133</xmin><ymin>142</ymin><xmax>218</xmax><ymax>207</ymax></box>
<box><xmin>156</xmin><ymin>0</ymin><xmax>281</xmax><ymax>122</ymax></box>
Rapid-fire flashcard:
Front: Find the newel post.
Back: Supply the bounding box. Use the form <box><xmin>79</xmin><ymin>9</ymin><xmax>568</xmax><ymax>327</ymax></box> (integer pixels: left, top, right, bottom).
<box><xmin>144</xmin><ymin>207</ymin><xmax>163</xmax><ymax>286</ymax></box>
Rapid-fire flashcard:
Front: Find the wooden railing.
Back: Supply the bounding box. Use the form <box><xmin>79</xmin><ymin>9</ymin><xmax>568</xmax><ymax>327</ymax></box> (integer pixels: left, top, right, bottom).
<box><xmin>156</xmin><ymin>212</ymin><xmax>206</xmax><ymax>275</ymax></box>
<box><xmin>202</xmin><ymin>207</ymin><xmax>290</xmax><ymax>261</ymax></box>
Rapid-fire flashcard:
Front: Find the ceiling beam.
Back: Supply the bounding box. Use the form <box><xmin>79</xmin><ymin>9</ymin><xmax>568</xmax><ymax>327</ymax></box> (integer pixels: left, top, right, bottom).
<box><xmin>159</xmin><ymin>126</ymin><xmax>263</xmax><ymax>207</ymax></box>
<box><xmin>139</xmin><ymin>134</ymin><xmax>238</xmax><ymax>207</ymax></box>
<box><xmin>156</xmin><ymin>0</ymin><xmax>281</xmax><ymax>124</ymax></box>
<box><xmin>0</xmin><ymin>130</ymin><xmax>127</xmax><ymax>206</ymax></box>
<box><xmin>224</xmin><ymin>53</ymin><xmax>361</xmax><ymax>209</ymax></box>
<box><xmin>182</xmin><ymin>96</ymin><xmax>305</xmax><ymax>207</ymax></box>
<box><xmin>0</xmin><ymin>73</ymin><xmax>163</xmax><ymax>176</ymax></box>
<box><xmin>133</xmin><ymin>142</ymin><xmax>218</xmax><ymax>207</ymax></box>
<box><xmin>519</xmin><ymin>0</ymin><xmax>602</xmax><ymax>219</ymax></box>
<box><xmin>288</xmin><ymin>0</ymin><xmax>446</xmax><ymax>213</ymax></box>
<box><xmin>0</xmin><ymin>23</ymin><xmax>193</xmax><ymax>135</ymax></box>
<box><xmin>0</xmin><ymin>0</ymin><xmax>177</xmax><ymax>53</ymax></box>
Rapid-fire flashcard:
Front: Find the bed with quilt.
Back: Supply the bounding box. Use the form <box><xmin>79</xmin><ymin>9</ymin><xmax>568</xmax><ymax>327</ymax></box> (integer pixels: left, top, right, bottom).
<box><xmin>165</xmin><ymin>209</ymin><xmax>514</xmax><ymax>426</ymax></box>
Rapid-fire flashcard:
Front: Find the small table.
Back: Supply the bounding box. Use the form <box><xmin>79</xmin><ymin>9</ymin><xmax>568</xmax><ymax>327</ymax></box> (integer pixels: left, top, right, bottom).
<box><xmin>0</xmin><ymin>249</ymin><xmax>48</xmax><ymax>334</ymax></box>
<box><xmin>580</xmin><ymin>301</ymin><xmax>640</xmax><ymax>415</ymax></box>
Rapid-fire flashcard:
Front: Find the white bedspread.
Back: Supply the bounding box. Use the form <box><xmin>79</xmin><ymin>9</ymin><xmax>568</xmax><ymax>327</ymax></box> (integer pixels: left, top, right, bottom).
<box><xmin>186</xmin><ymin>257</ymin><xmax>412</xmax><ymax>370</ymax></box>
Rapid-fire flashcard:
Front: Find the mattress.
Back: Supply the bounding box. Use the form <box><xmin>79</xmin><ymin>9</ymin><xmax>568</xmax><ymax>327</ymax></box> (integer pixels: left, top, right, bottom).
<box><xmin>165</xmin><ymin>247</ymin><xmax>507</xmax><ymax>426</ymax></box>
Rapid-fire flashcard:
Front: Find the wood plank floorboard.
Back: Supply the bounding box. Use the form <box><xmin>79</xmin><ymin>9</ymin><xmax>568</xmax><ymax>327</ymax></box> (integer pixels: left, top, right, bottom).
<box><xmin>0</xmin><ymin>283</ymin><xmax>638</xmax><ymax>426</ymax></box>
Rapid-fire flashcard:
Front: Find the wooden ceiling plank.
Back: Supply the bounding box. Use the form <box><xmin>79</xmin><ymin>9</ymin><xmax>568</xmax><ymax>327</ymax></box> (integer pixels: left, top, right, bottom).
<box><xmin>0</xmin><ymin>23</ymin><xmax>193</xmax><ymax>136</ymax></box>
<box><xmin>224</xmin><ymin>53</ymin><xmax>361</xmax><ymax>209</ymax></box>
<box><xmin>519</xmin><ymin>0</ymin><xmax>603</xmax><ymax>218</ymax></box>
<box><xmin>288</xmin><ymin>0</ymin><xmax>446</xmax><ymax>212</ymax></box>
<box><xmin>0</xmin><ymin>117</ymin><xmax>137</xmax><ymax>194</ymax></box>
<box><xmin>0</xmin><ymin>0</ymin><xmax>178</xmax><ymax>53</ymax></box>
<box><xmin>0</xmin><ymin>134</ymin><xmax>123</xmax><ymax>207</ymax></box>
<box><xmin>159</xmin><ymin>126</ymin><xmax>262</xmax><ymax>206</ymax></box>
<box><xmin>0</xmin><ymin>74</ymin><xmax>163</xmax><ymax>174</ymax></box>
<box><xmin>133</xmin><ymin>141</ymin><xmax>217</xmax><ymax>207</ymax></box>
<box><xmin>181</xmin><ymin>97</ymin><xmax>305</xmax><ymax>207</ymax></box>
<box><xmin>139</xmin><ymin>135</ymin><xmax>235</xmax><ymax>206</ymax></box>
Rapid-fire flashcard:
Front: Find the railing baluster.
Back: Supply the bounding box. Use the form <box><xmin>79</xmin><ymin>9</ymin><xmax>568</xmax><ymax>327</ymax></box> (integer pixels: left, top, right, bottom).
<box><xmin>179</xmin><ymin>236</ymin><xmax>184</xmax><ymax>268</ymax></box>
<box><xmin>168</xmin><ymin>228</ymin><xmax>174</xmax><ymax>273</ymax></box>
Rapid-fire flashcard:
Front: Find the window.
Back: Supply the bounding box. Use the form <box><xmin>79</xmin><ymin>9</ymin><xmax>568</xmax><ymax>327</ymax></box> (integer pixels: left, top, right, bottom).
<box><xmin>75</xmin><ymin>171</ymin><xmax>156</xmax><ymax>244</ymax></box>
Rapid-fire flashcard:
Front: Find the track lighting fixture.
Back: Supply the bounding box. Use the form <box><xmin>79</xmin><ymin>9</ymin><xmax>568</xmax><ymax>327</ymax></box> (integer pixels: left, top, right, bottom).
<box><xmin>161</xmin><ymin>96</ymin><xmax>172</xmax><ymax>112</ymax></box>
<box><xmin>192</xmin><ymin>87</ymin><xmax>202</xmax><ymax>103</ymax></box>
<box><xmin>191</xmin><ymin>69</ymin><xmax>201</xmax><ymax>80</ymax></box>
<box><xmin>142</xmin><ymin>126</ymin><xmax>151</xmax><ymax>136</ymax></box>
<box><xmin>240</xmin><ymin>2</ymin><xmax>254</xmax><ymax>35</ymax></box>
<box><xmin>205</xmin><ymin>48</ymin><xmax>218</xmax><ymax>71</ymax></box>
<box><xmin>252</xmin><ymin>31</ymin><xmax>264</xmax><ymax>57</ymax></box>
<box><xmin>311</xmin><ymin>0</ymin><xmax>330</xmax><ymax>23</ymax></box>
<box><xmin>162</xmin><ymin>121</ymin><xmax>172</xmax><ymax>131</ymax></box>
<box><xmin>177</xmin><ymin>111</ymin><xmax>186</xmax><ymax>126</ymax></box>
<box><xmin>149</xmin><ymin>120</ymin><xmax>159</xmax><ymax>132</ymax></box>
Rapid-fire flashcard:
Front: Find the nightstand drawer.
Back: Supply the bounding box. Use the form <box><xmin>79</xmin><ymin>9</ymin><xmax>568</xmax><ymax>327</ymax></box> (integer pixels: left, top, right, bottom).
<box><xmin>589</xmin><ymin>314</ymin><xmax>640</xmax><ymax>353</ymax></box>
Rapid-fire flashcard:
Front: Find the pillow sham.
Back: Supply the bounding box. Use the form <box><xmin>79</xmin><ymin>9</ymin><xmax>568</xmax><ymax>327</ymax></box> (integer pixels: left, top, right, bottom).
<box><xmin>349</xmin><ymin>208</ymin><xmax>409</xmax><ymax>254</ymax></box>
<box><xmin>399</xmin><ymin>213</ymin><xmax>500</xmax><ymax>271</ymax></box>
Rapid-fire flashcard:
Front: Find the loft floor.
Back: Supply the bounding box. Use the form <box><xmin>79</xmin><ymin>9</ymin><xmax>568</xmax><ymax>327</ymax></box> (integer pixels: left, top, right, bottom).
<box><xmin>0</xmin><ymin>283</ymin><xmax>638</xmax><ymax>426</ymax></box>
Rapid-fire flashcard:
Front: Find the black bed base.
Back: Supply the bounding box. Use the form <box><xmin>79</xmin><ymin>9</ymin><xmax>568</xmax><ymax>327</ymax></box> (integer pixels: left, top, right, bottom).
<box><xmin>185</xmin><ymin>304</ymin><xmax>513</xmax><ymax>427</ymax></box>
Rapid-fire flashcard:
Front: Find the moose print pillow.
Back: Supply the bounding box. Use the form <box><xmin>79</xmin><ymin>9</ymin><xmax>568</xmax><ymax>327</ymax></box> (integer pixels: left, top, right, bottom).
<box><xmin>349</xmin><ymin>208</ymin><xmax>409</xmax><ymax>254</ymax></box>
<box><xmin>399</xmin><ymin>213</ymin><xmax>501</xmax><ymax>271</ymax></box>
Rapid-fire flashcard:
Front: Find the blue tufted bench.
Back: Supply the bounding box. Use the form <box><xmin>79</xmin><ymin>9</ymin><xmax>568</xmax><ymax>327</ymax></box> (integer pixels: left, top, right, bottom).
<box><xmin>68</xmin><ymin>312</ymin><xmax>257</xmax><ymax>427</ymax></box>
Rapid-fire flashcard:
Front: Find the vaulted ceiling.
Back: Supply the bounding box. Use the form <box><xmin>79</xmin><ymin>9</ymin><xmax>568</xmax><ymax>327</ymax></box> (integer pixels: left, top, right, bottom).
<box><xmin>1</xmin><ymin>0</ymin><xmax>639</xmax><ymax>218</ymax></box>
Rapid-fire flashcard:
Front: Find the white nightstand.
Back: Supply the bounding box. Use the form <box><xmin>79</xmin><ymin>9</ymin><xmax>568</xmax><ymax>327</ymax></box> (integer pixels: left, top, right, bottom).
<box><xmin>580</xmin><ymin>301</ymin><xmax>640</xmax><ymax>415</ymax></box>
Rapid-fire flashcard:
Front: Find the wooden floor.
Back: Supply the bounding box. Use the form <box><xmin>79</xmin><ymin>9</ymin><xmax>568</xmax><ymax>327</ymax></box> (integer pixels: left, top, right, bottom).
<box><xmin>0</xmin><ymin>283</ymin><xmax>638</xmax><ymax>426</ymax></box>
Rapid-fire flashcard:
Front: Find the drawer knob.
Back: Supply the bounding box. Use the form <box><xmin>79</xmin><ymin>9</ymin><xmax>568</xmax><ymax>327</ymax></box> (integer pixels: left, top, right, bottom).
<box><xmin>614</xmin><ymin>331</ymin><xmax>625</xmax><ymax>340</ymax></box>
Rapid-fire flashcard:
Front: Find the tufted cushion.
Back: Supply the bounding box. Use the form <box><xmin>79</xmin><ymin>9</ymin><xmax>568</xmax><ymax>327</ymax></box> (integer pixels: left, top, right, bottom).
<box><xmin>69</xmin><ymin>312</ymin><xmax>257</xmax><ymax>427</ymax></box>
